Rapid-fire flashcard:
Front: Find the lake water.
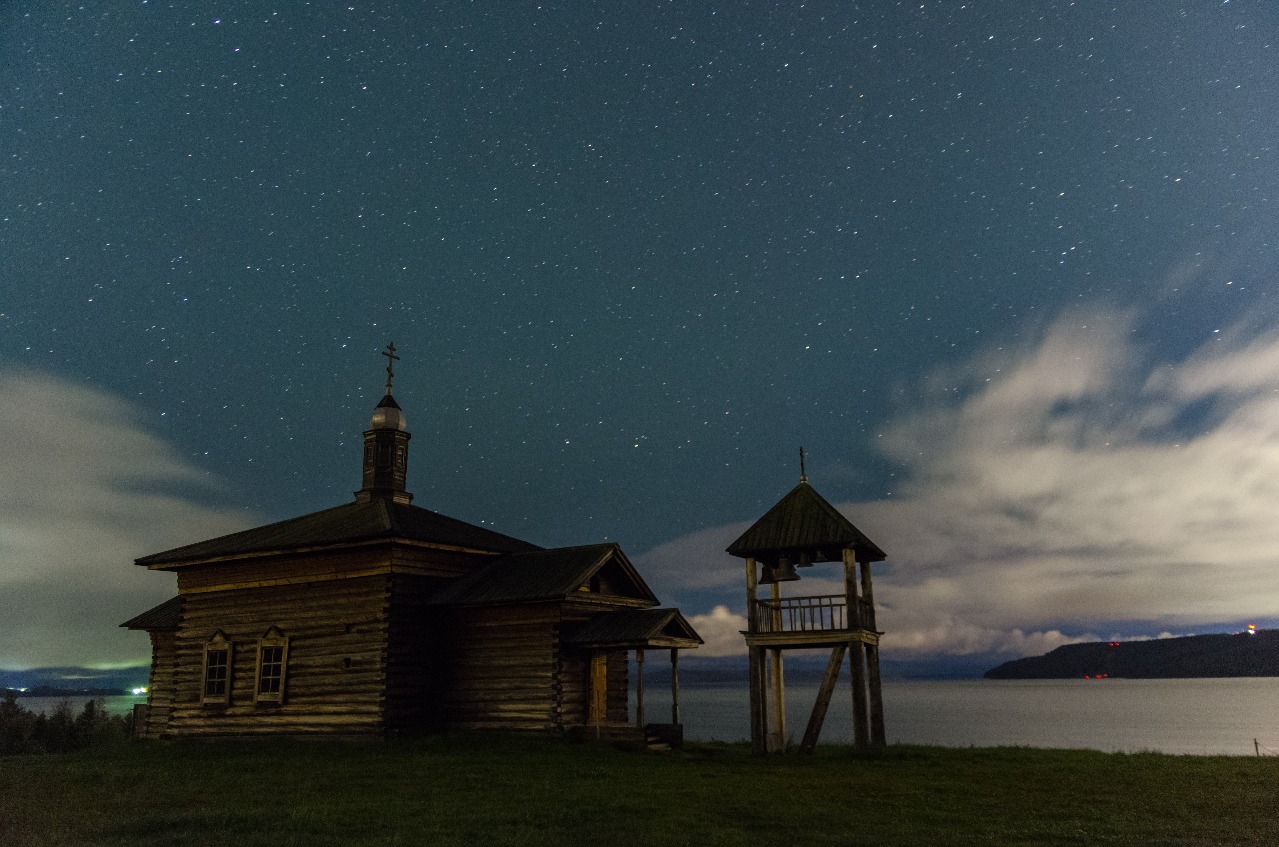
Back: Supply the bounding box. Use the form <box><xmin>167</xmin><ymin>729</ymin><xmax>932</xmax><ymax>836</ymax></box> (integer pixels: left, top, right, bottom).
<box><xmin>18</xmin><ymin>679</ymin><xmax>1279</xmax><ymax>756</ymax></box>
<box><xmin>643</xmin><ymin>677</ymin><xmax>1279</xmax><ymax>756</ymax></box>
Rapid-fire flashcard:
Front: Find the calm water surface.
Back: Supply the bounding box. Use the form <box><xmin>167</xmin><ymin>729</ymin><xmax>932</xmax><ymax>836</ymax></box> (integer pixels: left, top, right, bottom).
<box><xmin>647</xmin><ymin>677</ymin><xmax>1279</xmax><ymax>756</ymax></box>
<box><xmin>18</xmin><ymin>680</ymin><xmax>1279</xmax><ymax>756</ymax></box>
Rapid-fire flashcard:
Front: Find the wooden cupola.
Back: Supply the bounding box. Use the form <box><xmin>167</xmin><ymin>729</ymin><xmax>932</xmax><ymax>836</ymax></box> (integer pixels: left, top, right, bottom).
<box><xmin>356</xmin><ymin>342</ymin><xmax>413</xmax><ymax>505</ymax></box>
<box><xmin>727</xmin><ymin>455</ymin><xmax>888</xmax><ymax>754</ymax></box>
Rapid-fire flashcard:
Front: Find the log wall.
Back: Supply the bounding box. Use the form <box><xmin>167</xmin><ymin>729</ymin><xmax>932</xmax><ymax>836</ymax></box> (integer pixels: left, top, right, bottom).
<box><xmin>167</xmin><ymin>575</ymin><xmax>390</xmax><ymax>737</ymax></box>
<box><xmin>442</xmin><ymin>605</ymin><xmax>561</xmax><ymax>732</ymax></box>
<box><xmin>556</xmin><ymin>648</ymin><xmax>630</xmax><ymax>727</ymax></box>
<box><xmin>383</xmin><ymin>573</ymin><xmax>451</xmax><ymax>734</ymax></box>
<box><xmin>176</xmin><ymin>548</ymin><xmax>389</xmax><ymax>594</ymax></box>
<box><xmin>558</xmin><ymin>652</ymin><xmax>587</xmax><ymax>726</ymax></box>
<box><xmin>140</xmin><ymin>630</ymin><xmax>177</xmax><ymax>739</ymax></box>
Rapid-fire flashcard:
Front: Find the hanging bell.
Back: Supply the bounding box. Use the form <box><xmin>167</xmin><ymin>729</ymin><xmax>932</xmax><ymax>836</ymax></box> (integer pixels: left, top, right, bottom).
<box><xmin>760</xmin><ymin>556</ymin><xmax>800</xmax><ymax>584</ymax></box>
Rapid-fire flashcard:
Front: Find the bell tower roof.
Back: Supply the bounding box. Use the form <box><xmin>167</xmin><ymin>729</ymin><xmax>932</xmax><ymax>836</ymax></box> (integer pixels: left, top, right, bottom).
<box><xmin>726</xmin><ymin>473</ymin><xmax>886</xmax><ymax>564</ymax></box>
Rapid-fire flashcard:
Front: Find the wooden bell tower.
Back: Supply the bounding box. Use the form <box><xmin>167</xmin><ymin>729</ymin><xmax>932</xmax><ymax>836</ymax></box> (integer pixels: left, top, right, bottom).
<box><xmin>727</xmin><ymin>462</ymin><xmax>887</xmax><ymax>754</ymax></box>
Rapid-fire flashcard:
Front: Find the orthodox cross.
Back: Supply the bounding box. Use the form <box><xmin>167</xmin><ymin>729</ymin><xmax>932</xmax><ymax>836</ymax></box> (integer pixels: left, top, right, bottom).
<box><xmin>382</xmin><ymin>341</ymin><xmax>400</xmax><ymax>394</ymax></box>
<box><xmin>799</xmin><ymin>446</ymin><xmax>808</xmax><ymax>483</ymax></box>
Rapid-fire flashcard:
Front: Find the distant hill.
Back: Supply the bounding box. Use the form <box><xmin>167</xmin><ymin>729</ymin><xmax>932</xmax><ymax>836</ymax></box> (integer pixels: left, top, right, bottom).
<box><xmin>985</xmin><ymin>630</ymin><xmax>1279</xmax><ymax>679</ymax></box>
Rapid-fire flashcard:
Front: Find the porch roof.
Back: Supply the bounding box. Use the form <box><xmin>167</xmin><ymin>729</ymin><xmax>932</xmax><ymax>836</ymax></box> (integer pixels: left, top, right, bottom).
<box><xmin>564</xmin><ymin>608</ymin><xmax>703</xmax><ymax>650</ymax></box>
<box><xmin>427</xmin><ymin>543</ymin><xmax>659</xmax><ymax>606</ymax></box>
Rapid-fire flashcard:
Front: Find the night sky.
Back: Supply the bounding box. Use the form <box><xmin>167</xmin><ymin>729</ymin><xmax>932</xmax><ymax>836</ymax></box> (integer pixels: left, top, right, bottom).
<box><xmin>4</xmin><ymin>2</ymin><xmax>1279</xmax><ymax>671</ymax></box>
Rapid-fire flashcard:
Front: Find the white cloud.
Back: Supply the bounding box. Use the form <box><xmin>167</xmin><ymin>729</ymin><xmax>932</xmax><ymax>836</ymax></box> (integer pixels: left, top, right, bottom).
<box><xmin>642</xmin><ymin>308</ymin><xmax>1279</xmax><ymax>661</ymax></box>
<box><xmin>0</xmin><ymin>369</ymin><xmax>254</xmax><ymax>669</ymax></box>
<box><xmin>639</xmin><ymin>521</ymin><xmax>751</xmax><ymax>594</ymax></box>
<box><xmin>685</xmin><ymin>606</ymin><xmax>749</xmax><ymax>657</ymax></box>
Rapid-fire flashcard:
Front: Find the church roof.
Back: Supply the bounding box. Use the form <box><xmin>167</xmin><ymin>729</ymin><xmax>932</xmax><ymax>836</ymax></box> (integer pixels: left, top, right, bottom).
<box><xmin>726</xmin><ymin>480</ymin><xmax>886</xmax><ymax>562</ymax></box>
<box><xmin>135</xmin><ymin>498</ymin><xmax>539</xmax><ymax>567</ymax></box>
<box><xmin>563</xmin><ymin>608</ymin><xmax>703</xmax><ymax>649</ymax></box>
<box><xmin>120</xmin><ymin>596</ymin><xmax>183</xmax><ymax>630</ymax></box>
<box><xmin>427</xmin><ymin>543</ymin><xmax>658</xmax><ymax>606</ymax></box>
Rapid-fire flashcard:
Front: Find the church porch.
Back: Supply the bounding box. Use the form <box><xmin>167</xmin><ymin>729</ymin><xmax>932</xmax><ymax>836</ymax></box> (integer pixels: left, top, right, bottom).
<box><xmin>562</xmin><ymin>609</ymin><xmax>702</xmax><ymax>747</ymax></box>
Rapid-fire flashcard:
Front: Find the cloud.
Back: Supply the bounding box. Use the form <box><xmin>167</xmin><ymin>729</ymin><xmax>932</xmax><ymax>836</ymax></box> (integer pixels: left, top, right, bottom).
<box><xmin>685</xmin><ymin>606</ymin><xmax>750</xmax><ymax>657</ymax></box>
<box><xmin>641</xmin><ymin>307</ymin><xmax>1279</xmax><ymax>661</ymax></box>
<box><xmin>0</xmin><ymin>369</ymin><xmax>254</xmax><ymax>669</ymax></box>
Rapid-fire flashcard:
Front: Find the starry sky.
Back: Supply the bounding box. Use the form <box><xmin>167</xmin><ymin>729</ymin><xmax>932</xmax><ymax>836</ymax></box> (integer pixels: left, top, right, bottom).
<box><xmin>4</xmin><ymin>2</ymin><xmax>1279</xmax><ymax>672</ymax></box>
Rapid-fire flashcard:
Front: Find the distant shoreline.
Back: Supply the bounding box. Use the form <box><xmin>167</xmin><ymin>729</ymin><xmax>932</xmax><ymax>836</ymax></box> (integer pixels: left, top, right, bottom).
<box><xmin>4</xmin><ymin>686</ymin><xmax>128</xmax><ymax>698</ymax></box>
<box><xmin>985</xmin><ymin>630</ymin><xmax>1279</xmax><ymax>679</ymax></box>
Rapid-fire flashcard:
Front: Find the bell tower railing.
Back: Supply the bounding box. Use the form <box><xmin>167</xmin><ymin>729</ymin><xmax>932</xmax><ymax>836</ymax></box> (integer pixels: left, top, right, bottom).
<box><xmin>750</xmin><ymin>595</ymin><xmax>874</xmax><ymax>634</ymax></box>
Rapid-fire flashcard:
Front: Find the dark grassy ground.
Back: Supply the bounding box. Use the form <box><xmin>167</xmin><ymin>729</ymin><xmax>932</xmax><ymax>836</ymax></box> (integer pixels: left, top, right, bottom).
<box><xmin>3</xmin><ymin>736</ymin><xmax>1277</xmax><ymax>846</ymax></box>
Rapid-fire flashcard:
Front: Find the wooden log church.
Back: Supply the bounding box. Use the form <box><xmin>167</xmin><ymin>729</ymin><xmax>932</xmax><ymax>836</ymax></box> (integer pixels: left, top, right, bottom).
<box><xmin>122</xmin><ymin>345</ymin><xmax>701</xmax><ymax>740</ymax></box>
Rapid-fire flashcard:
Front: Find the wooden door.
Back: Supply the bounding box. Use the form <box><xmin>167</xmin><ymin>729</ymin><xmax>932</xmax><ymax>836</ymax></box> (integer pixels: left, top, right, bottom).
<box><xmin>588</xmin><ymin>653</ymin><xmax>608</xmax><ymax>724</ymax></box>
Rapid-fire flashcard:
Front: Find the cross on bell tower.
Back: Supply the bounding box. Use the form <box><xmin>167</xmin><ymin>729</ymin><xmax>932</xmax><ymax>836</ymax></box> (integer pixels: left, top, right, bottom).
<box><xmin>355</xmin><ymin>342</ymin><xmax>413</xmax><ymax>505</ymax></box>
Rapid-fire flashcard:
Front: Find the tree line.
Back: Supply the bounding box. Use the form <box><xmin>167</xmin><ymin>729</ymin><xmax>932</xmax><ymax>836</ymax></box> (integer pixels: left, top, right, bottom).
<box><xmin>1</xmin><ymin>691</ymin><xmax>132</xmax><ymax>754</ymax></box>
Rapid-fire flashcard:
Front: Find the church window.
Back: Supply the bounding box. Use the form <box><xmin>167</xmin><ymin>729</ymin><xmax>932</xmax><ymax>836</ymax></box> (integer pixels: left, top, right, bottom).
<box><xmin>255</xmin><ymin>627</ymin><xmax>289</xmax><ymax>703</ymax></box>
<box><xmin>201</xmin><ymin>632</ymin><xmax>232</xmax><ymax>705</ymax></box>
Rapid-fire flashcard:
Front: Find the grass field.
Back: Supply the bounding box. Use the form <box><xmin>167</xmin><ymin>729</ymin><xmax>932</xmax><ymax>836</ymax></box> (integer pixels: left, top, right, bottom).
<box><xmin>3</xmin><ymin>736</ymin><xmax>1277</xmax><ymax>846</ymax></box>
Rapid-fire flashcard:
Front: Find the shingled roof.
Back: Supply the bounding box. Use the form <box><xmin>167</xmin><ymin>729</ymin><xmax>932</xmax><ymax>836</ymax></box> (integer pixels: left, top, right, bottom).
<box><xmin>427</xmin><ymin>543</ymin><xmax>658</xmax><ymax>607</ymax></box>
<box><xmin>135</xmin><ymin>498</ymin><xmax>539</xmax><ymax>567</ymax></box>
<box><xmin>120</xmin><ymin>595</ymin><xmax>183</xmax><ymax>630</ymax></box>
<box><xmin>726</xmin><ymin>481</ymin><xmax>886</xmax><ymax>562</ymax></box>
<box><xmin>563</xmin><ymin>608</ymin><xmax>703</xmax><ymax>649</ymax></box>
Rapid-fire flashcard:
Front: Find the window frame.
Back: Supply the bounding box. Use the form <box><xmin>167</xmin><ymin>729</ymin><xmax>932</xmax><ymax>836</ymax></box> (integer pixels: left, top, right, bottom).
<box><xmin>201</xmin><ymin>631</ymin><xmax>232</xmax><ymax>705</ymax></box>
<box><xmin>254</xmin><ymin>626</ymin><xmax>289</xmax><ymax>704</ymax></box>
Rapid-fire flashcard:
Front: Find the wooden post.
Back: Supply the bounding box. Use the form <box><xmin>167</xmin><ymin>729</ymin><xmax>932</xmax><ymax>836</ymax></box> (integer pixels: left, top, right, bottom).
<box><xmin>850</xmin><ymin>641</ymin><xmax>870</xmax><ymax>749</ymax></box>
<box><xmin>635</xmin><ymin>648</ymin><xmax>645</xmax><ymax>728</ymax></box>
<box><xmin>768</xmin><ymin>581</ymin><xmax>786</xmax><ymax>751</ymax></box>
<box><xmin>746</xmin><ymin>558</ymin><xmax>766</xmax><ymax>754</ymax></box>
<box><xmin>844</xmin><ymin>547</ymin><xmax>869</xmax><ymax>748</ymax></box>
<box><xmin>750</xmin><ymin>646</ymin><xmax>767</xmax><ymax>754</ymax></box>
<box><xmin>860</xmin><ymin>558</ymin><xmax>886</xmax><ymax>746</ymax></box>
<box><xmin>859</xmin><ymin>558</ymin><xmax>877</xmax><ymax>631</ymax></box>
<box><xmin>670</xmin><ymin>648</ymin><xmax>681</xmax><ymax>725</ymax></box>
<box><xmin>843</xmin><ymin>548</ymin><xmax>860</xmax><ymax>628</ymax></box>
<box><xmin>866</xmin><ymin>642</ymin><xmax>886</xmax><ymax>746</ymax></box>
<box><xmin>800</xmin><ymin>644</ymin><xmax>846</xmax><ymax>754</ymax></box>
